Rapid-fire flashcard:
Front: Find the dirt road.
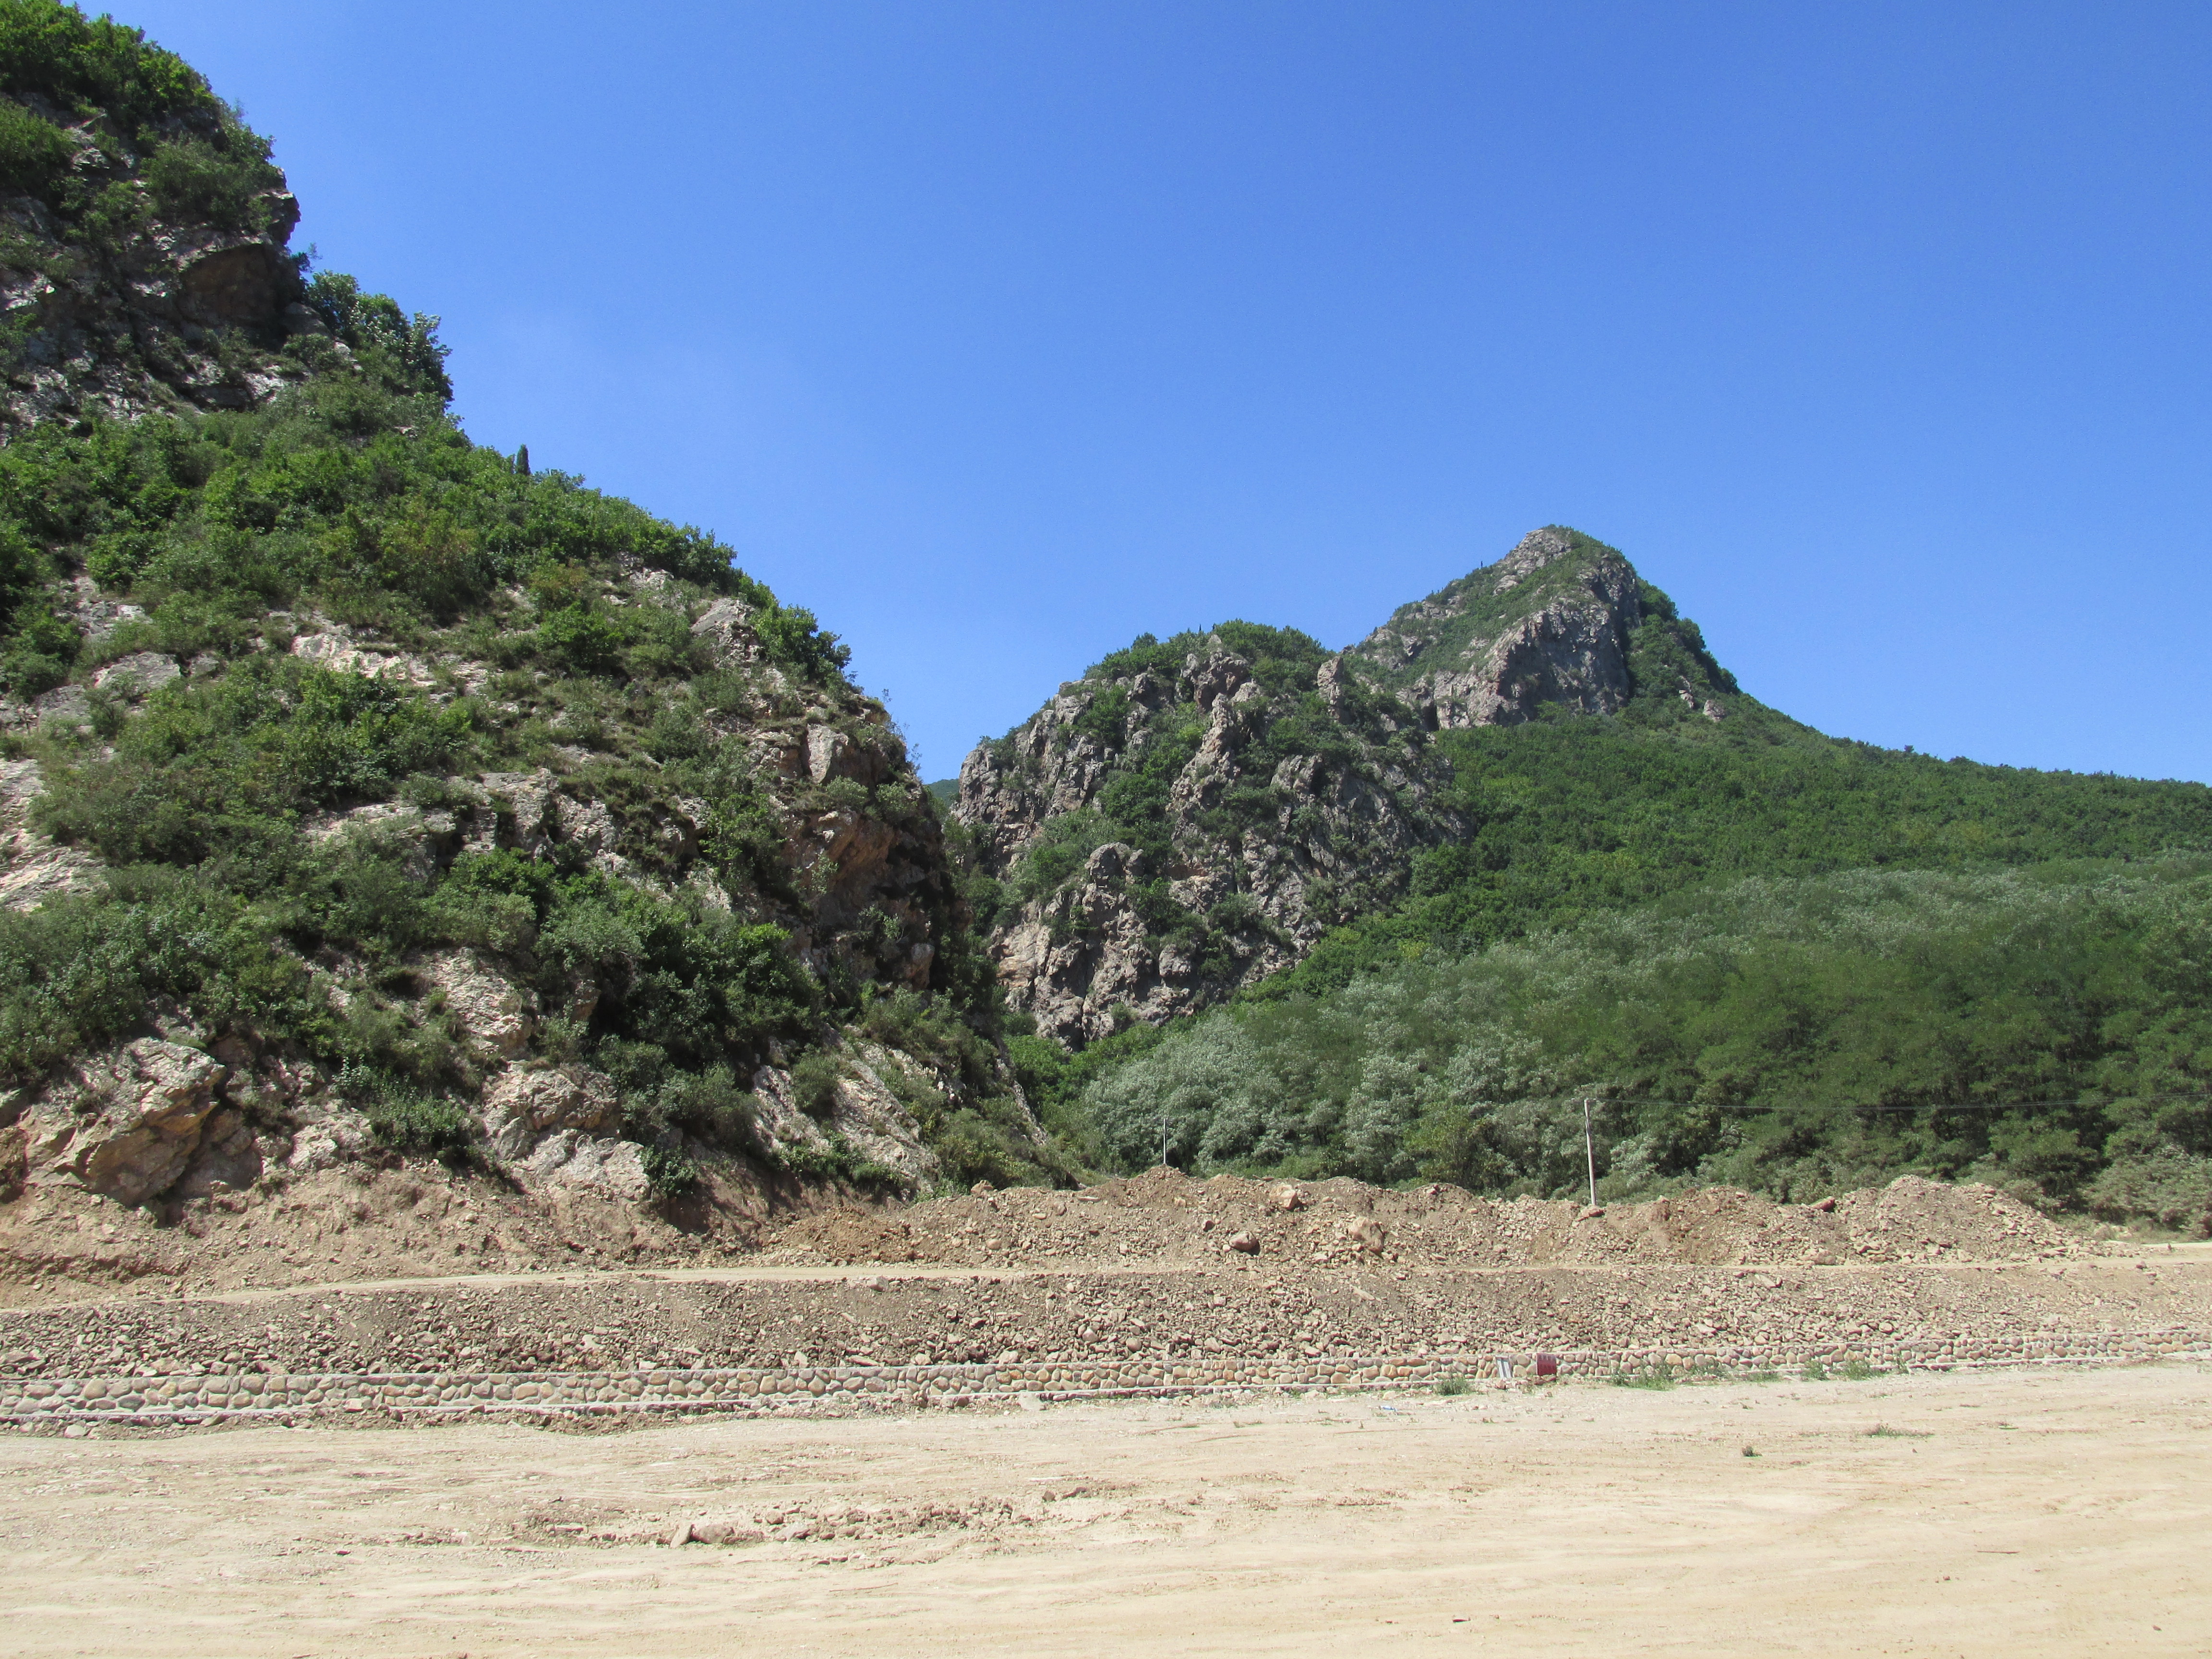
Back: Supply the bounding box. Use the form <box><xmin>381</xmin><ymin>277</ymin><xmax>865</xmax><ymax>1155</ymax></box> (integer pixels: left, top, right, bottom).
<box><xmin>2</xmin><ymin>1362</ymin><xmax>2204</xmax><ymax>1656</ymax></box>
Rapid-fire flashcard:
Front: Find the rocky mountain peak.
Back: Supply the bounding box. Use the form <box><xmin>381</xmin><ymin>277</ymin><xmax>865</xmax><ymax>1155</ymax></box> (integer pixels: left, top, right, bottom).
<box><xmin>1491</xmin><ymin>524</ymin><xmax>1584</xmax><ymax>589</ymax></box>
<box><xmin>1349</xmin><ymin>525</ymin><xmax>1735</xmax><ymax>730</ymax></box>
<box><xmin>954</xmin><ymin>530</ymin><xmax>1752</xmax><ymax>1043</ymax></box>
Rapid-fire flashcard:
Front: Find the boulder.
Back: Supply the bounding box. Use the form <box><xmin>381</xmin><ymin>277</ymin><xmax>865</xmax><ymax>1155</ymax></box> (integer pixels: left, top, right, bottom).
<box><xmin>480</xmin><ymin>1066</ymin><xmax>618</xmax><ymax>1162</ymax></box>
<box><xmin>90</xmin><ymin>650</ymin><xmax>180</xmax><ymax>697</ymax></box>
<box><xmin>806</xmin><ymin>723</ymin><xmax>845</xmax><ymax>783</ymax></box>
<box><xmin>286</xmin><ymin>1108</ymin><xmax>373</xmax><ymax>1174</ymax></box>
<box><xmin>689</xmin><ymin>598</ymin><xmax>759</xmax><ymax>667</ymax></box>
<box><xmin>478</xmin><ymin>769</ymin><xmax>557</xmax><ymax>856</ymax></box>
<box><xmin>289</xmin><ymin>625</ymin><xmax>437</xmax><ymax>687</ymax></box>
<box><xmin>424</xmin><ymin>949</ymin><xmax>537</xmax><ymax>1060</ymax></box>
<box><xmin>22</xmin><ymin>1038</ymin><xmax>228</xmax><ymax>1204</ymax></box>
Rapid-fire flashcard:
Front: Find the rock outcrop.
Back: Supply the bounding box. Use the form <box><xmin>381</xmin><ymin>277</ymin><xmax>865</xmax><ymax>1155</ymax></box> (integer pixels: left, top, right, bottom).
<box><xmin>955</xmin><ymin>627</ymin><xmax>1466</xmax><ymax>1043</ymax></box>
<box><xmin>15</xmin><ymin>1038</ymin><xmax>228</xmax><ymax>1204</ymax></box>
<box><xmin>0</xmin><ymin>11</ymin><xmax>1051</xmax><ymax>1228</ymax></box>
<box><xmin>1347</xmin><ymin>526</ymin><xmax>1738</xmax><ymax>730</ymax></box>
<box><xmin>0</xmin><ymin>59</ymin><xmax>317</xmax><ymax>433</ymax></box>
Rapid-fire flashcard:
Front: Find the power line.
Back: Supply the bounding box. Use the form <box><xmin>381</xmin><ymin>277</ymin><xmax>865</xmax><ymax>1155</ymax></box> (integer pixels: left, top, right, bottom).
<box><xmin>1545</xmin><ymin>1090</ymin><xmax>2212</xmax><ymax>1116</ymax></box>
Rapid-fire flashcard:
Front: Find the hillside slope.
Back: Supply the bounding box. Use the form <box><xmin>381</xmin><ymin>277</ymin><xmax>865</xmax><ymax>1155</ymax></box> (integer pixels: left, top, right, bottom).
<box><xmin>963</xmin><ymin>525</ymin><xmax>2212</xmax><ymax>1029</ymax></box>
<box><xmin>964</xmin><ymin>528</ymin><xmax>2212</xmax><ymax>1220</ymax></box>
<box><xmin>0</xmin><ymin>2</ymin><xmax>1050</xmax><ymax>1262</ymax></box>
<box><xmin>954</xmin><ymin>623</ymin><xmax>1468</xmax><ymax>1043</ymax></box>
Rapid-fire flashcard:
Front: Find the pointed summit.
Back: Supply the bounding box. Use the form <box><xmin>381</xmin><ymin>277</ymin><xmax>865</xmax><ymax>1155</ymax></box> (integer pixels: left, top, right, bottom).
<box><xmin>1346</xmin><ymin>526</ymin><xmax>1738</xmax><ymax>729</ymax></box>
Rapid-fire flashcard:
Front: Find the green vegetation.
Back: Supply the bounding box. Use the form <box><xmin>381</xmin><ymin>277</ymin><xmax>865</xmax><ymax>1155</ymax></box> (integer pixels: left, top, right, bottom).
<box><xmin>1067</xmin><ymin>859</ymin><xmax>2212</xmax><ymax>1217</ymax></box>
<box><xmin>0</xmin><ymin>252</ymin><xmax>1029</xmax><ymax>1186</ymax></box>
<box><xmin>1262</xmin><ymin>671</ymin><xmax>2212</xmax><ymax>1006</ymax></box>
<box><xmin>1018</xmin><ymin>578</ymin><xmax>2212</xmax><ymax>1227</ymax></box>
<box><xmin>0</xmin><ymin>0</ymin><xmax>229</xmax><ymax>141</ymax></box>
<box><xmin>0</xmin><ymin>0</ymin><xmax>288</xmax><ymax>236</ymax></box>
<box><xmin>0</xmin><ymin>0</ymin><xmax>1056</xmax><ymax>1202</ymax></box>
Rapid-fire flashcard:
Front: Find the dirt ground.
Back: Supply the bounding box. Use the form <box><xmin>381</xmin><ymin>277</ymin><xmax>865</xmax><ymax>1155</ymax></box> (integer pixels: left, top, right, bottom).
<box><xmin>0</xmin><ymin>1166</ymin><xmax>2093</xmax><ymax>1310</ymax></box>
<box><xmin>0</xmin><ymin>1362</ymin><xmax>2203</xmax><ymax>1657</ymax></box>
<box><xmin>4</xmin><ymin>1251</ymin><xmax>2207</xmax><ymax>1383</ymax></box>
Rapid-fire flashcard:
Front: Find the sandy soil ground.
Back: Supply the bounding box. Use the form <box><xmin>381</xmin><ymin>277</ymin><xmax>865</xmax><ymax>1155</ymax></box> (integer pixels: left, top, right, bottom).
<box><xmin>1</xmin><ymin>1362</ymin><xmax>2205</xmax><ymax>1657</ymax></box>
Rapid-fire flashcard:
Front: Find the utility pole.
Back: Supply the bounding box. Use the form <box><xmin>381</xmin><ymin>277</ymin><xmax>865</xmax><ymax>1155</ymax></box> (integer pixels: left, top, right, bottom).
<box><xmin>1160</xmin><ymin>1105</ymin><xmax>1168</xmax><ymax>1173</ymax></box>
<box><xmin>1583</xmin><ymin>1097</ymin><xmax>1597</xmax><ymax>1208</ymax></box>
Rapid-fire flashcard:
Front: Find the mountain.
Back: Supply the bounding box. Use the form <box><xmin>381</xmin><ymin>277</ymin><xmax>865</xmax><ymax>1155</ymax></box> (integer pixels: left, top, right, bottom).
<box><xmin>0</xmin><ymin>2</ymin><xmax>1053</xmax><ymax>1253</ymax></box>
<box><xmin>953</xmin><ymin>622</ymin><xmax>1468</xmax><ymax>1044</ymax></box>
<box><xmin>952</xmin><ymin>526</ymin><xmax>1812</xmax><ymax>1043</ymax></box>
<box><xmin>958</xmin><ymin>527</ymin><xmax>2212</xmax><ymax>1216</ymax></box>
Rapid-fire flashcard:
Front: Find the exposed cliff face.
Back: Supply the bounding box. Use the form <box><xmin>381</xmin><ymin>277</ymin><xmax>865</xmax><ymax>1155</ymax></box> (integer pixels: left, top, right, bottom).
<box><xmin>0</xmin><ymin>7</ymin><xmax>1048</xmax><ymax>1231</ymax></box>
<box><xmin>955</xmin><ymin>625</ymin><xmax>1465</xmax><ymax>1045</ymax></box>
<box><xmin>1348</xmin><ymin>526</ymin><xmax>1739</xmax><ymax>729</ymax></box>
<box><xmin>957</xmin><ymin>528</ymin><xmax>1751</xmax><ymax>1043</ymax></box>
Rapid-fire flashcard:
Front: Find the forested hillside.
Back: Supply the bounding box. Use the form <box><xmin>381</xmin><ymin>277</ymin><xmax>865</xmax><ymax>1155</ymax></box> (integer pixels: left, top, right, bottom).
<box><xmin>1071</xmin><ymin>861</ymin><xmax>2212</xmax><ymax>1225</ymax></box>
<box><xmin>970</xmin><ymin>529</ymin><xmax>2212</xmax><ymax>1224</ymax></box>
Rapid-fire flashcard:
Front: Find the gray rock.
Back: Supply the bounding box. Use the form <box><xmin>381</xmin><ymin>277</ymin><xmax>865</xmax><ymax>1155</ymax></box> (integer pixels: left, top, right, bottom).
<box><xmin>90</xmin><ymin>651</ymin><xmax>180</xmax><ymax>697</ymax></box>
<box><xmin>289</xmin><ymin>626</ymin><xmax>437</xmax><ymax>687</ymax></box>
<box><xmin>172</xmin><ymin>1108</ymin><xmax>264</xmax><ymax>1200</ymax></box>
<box><xmin>689</xmin><ymin>598</ymin><xmax>759</xmax><ymax>667</ymax></box>
<box><xmin>285</xmin><ymin>1109</ymin><xmax>372</xmax><ymax>1174</ymax></box>
<box><xmin>33</xmin><ymin>685</ymin><xmax>90</xmax><ymax>727</ymax></box>
<box><xmin>0</xmin><ymin>757</ymin><xmax>99</xmax><ymax>913</ymax></box>
<box><xmin>523</xmin><ymin>1131</ymin><xmax>651</xmax><ymax>1202</ymax></box>
<box><xmin>423</xmin><ymin>949</ymin><xmax>537</xmax><ymax>1060</ymax></box>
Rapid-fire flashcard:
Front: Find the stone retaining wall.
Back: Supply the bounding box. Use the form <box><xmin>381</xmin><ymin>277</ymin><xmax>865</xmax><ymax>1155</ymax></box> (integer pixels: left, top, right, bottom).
<box><xmin>6</xmin><ymin>1325</ymin><xmax>2210</xmax><ymax>1425</ymax></box>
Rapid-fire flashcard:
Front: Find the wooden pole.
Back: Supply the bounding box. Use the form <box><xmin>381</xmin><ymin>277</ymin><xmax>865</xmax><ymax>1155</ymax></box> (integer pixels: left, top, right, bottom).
<box><xmin>1583</xmin><ymin>1097</ymin><xmax>1597</xmax><ymax>1207</ymax></box>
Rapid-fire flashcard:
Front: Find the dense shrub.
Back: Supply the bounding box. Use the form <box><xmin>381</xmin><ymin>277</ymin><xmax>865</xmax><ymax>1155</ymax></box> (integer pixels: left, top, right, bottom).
<box><xmin>0</xmin><ymin>96</ymin><xmax>68</xmax><ymax>200</ymax></box>
<box><xmin>1071</xmin><ymin>860</ymin><xmax>2212</xmax><ymax>1216</ymax></box>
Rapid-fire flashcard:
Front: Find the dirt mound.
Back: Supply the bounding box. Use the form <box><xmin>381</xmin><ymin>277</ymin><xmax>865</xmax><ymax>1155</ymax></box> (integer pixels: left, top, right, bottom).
<box><xmin>1828</xmin><ymin>1176</ymin><xmax>2072</xmax><ymax>1262</ymax></box>
<box><xmin>764</xmin><ymin>1170</ymin><xmax>2083</xmax><ymax>1270</ymax></box>
<box><xmin>0</xmin><ymin>1157</ymin><xmax>795</xmax><ymax>1308</ymax></box>
<box><xmin>0</xmin><ymin>1163</ymin><xmax>2081</xmax><ymax>1314</ymax></box>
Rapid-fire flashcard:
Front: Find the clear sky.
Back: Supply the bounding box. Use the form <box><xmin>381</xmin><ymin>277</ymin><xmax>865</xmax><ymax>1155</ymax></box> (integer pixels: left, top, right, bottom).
<box><xmin>122</xmin><ymin>1</ymin><xmax>2212</xmax><ymax>783</ymax></box>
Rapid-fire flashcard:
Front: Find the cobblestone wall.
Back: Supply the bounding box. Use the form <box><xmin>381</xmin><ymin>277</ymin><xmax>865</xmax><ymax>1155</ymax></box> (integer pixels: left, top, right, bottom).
<box><xmin>6</xmin><ymin>1325</ymin><xmax>2209</xmax><ymax>1426</ymax></box>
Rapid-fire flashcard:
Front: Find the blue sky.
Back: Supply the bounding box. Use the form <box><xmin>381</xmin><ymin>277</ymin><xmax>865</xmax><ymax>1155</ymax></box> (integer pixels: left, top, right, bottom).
<box><xmin>127</xmin><ymin>1</ymin><xmax>2212</xmax><ymax>782</ymax></box>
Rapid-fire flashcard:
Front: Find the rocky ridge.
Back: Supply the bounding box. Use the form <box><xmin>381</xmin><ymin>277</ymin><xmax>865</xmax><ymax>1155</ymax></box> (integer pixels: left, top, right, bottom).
<box><xmin>0</xmin><ymin>20</ymin><xmax>326</xmax><ymax>433</ymax></box>
<box><xmin>955</xmin><ymin>626</ymin><xmax>1465</xmax><ymax>1043</ymax></box>
<box><xmin>954</xmin><ymin>527</ymin><xmax>1751</xmax><ymax>1041</ymax></box>
<box><xmin>1346</xmin><ymin>525</ymin><xmax>1740</xmax><ymax>729</ymax></box>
